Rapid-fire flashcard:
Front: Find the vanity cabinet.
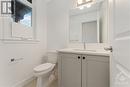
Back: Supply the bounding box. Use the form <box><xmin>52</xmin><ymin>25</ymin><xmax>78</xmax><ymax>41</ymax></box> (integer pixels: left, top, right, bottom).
<box><xmin>58</xmin><ymin>53</ymin><xmax>82</xmax><ymax>87</ymax></box>
<box><xmin>82</xmin><ymin>55</ymin><xmax>109</xmax><ymax>87</ymax></box>
<box><xmin>58</xmin><ymin>53</ymin><xmax>109</xmax><ymax>87</ymax></box>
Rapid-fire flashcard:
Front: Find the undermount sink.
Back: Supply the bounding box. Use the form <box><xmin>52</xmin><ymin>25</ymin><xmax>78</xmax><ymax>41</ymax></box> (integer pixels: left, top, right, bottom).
<box><xmin>73</xmin><ymin>49</ymin><xmax>96</xmax><ymax>52</ymax></box>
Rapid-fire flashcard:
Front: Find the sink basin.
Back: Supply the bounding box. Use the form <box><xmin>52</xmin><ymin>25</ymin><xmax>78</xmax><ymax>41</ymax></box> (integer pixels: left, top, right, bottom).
<box><xmin>73</xmin><ymin>49</ymin><xmax>96</xmax><ymax>52</ymax></box>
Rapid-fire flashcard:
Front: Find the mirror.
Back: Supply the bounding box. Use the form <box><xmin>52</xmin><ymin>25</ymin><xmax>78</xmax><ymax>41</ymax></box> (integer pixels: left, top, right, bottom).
<box><xmin>69</xmin><ymin>0</ymin><xmax>108</xmax><ymax>43</ymax></box>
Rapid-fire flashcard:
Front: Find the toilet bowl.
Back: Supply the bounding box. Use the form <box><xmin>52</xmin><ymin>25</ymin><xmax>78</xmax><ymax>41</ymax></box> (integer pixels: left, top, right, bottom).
<box><xmin>33</xmin><ymin>51</ymin><xmax>57</xmax><ymax>87</ymax></box>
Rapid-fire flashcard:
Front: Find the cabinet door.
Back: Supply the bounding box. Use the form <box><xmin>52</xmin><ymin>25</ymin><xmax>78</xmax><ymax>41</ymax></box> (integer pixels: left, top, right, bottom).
<box><xmin>59</xmin><ymin>53</ymin><xmax>82</xmax><ymax>87</ymax></box>
<box><xmin>82</xmin><ymin>55</ymin><xmax>109</xmax><ymax>87</ymax></box>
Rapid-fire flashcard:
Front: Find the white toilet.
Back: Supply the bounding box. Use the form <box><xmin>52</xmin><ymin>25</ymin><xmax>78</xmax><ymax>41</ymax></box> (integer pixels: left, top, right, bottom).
<box><xmin>33</xmin><ymin>51</ymin><xmax>57</xmax><ymax>87</ymax></box>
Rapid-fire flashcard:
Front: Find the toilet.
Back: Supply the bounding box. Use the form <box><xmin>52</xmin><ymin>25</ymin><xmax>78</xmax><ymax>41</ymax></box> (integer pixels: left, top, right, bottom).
<box><xmin>33</xmin><ymin>51</ymin><xmax>57</xmax><ymax>87</ymax></box>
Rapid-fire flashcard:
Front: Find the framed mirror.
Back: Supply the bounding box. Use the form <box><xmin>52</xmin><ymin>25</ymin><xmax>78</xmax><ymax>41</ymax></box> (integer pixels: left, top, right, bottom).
<box><xmin>69</xmin><ymin>0</ymin><xmax>109</xmax><ymax>43</ymax></box>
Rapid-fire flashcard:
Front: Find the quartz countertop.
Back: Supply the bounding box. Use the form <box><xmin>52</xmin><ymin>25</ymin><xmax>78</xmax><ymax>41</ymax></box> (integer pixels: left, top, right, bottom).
<box><xmin>58</xmin><ymin>48</ymin><xmax>110</xmax><ymax>56</ymax></box>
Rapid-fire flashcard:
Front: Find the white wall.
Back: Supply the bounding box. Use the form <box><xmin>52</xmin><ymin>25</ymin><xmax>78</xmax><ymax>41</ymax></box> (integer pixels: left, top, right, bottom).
<box><xmin>0</xmin><ymin>0</ymin><xmax>47</xmax><ymax>87</ymax></box>
<box><xmin>47</xmin><ymin>0</ymin><xmax>109</xmax><ymax>50</ymax></box>
<box><xmin>100</xmin><ymin>0</ymin><xmax>109</xmax><ymax>43</ymax></box>
<box><xmin>47</xmin><ymin>0</ymin><xmax>74</xmax><ymax>50</ymax></box>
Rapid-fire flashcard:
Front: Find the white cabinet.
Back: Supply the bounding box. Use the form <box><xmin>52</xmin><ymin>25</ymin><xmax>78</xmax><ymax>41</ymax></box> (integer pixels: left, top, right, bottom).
<box><xmin>58</xmin><ymin>53</ymin><xmax>82</xmax><ymax>87</ymax></box>
<box><xmin>58</xmin><ymin>53</ymin><xmax>109</xmax><ymax>87</ymax></box>
<box><xmin>82</xmin><ymin>55</ymin><xmax>109</xmax><ymax>87</ymax></box>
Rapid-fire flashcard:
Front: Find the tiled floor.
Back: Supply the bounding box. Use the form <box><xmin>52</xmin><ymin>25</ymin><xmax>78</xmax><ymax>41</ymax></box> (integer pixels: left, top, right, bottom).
<box><xmin>23</xmin><ymin>79</ymin><xmax>58</xmax><ymax>87</ymax></box>
<box><xmin>23</xmin><ymin>79</ymin><xmax>36</xmax><ymax>87</ymax></box>
<box><xmin>49</xmin><ymin>79</ymin><xmax>58</xmax><ymax>87</ymax></box>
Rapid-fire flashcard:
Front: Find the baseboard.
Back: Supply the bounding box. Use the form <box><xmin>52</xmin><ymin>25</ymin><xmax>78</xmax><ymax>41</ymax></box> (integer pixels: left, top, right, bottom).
<box><xmin>11</xmin><ymin>74</ymin><xmax>36</xmax><ymax>87</ymax></box>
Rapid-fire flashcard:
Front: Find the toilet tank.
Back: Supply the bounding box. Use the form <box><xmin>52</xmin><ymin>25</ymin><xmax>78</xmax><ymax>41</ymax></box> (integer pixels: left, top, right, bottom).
<box><xmin>47</xmin><ymin>50</ymin><xmax>58</xmax><ymax>64</ymax></box>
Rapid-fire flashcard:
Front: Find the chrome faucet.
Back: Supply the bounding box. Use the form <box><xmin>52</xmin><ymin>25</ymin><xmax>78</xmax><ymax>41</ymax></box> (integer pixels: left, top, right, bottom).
<box><xmin>83</xmin><ymin>42</ymin><xmax>86</xmax><ymax>50</ymax></box>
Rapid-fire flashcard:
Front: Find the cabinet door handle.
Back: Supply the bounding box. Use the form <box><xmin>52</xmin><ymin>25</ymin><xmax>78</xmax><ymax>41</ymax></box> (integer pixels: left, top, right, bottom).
<box><xmin>83</xmin><ymin>57</ymin><xmax>85</xmax><ymax>59</ymax></box>
<box><xmin>78</xmin><ymin>56</ymin><xmax>80</xmax><ymax>59</ymax></box>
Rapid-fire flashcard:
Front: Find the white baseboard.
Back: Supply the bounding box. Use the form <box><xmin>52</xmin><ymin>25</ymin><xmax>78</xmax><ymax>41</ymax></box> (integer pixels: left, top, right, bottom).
<box><xmin>11</xmin><ymin>74</ymin><xmax>36</xmax><ymax>87</ymax></box>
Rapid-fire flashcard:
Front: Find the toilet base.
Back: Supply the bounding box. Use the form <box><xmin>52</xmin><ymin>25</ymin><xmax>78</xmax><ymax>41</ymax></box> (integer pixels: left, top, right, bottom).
<box><xmin>36</xmin><ymin>76</ymin><xmax>49</xmax><ymax>87</ymax></box>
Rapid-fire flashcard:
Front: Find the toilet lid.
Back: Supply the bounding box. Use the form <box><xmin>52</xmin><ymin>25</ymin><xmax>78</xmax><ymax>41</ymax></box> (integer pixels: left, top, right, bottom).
<box><xmin>34</xmin><ymin>63</ymin><xmax>54</xmax><ymax>73</ymax></box>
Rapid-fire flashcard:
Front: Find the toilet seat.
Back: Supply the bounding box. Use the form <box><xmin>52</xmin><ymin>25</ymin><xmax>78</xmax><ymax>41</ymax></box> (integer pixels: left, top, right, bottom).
<box><xmin>34</xmin><ymin>63</ymin><xmax>55</xmax><ymax>73</ymax></box>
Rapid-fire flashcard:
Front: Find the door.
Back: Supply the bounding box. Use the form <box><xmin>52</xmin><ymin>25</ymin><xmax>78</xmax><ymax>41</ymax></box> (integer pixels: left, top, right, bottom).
<box><xmin>60</xmin><ymin>53</ymin><xmax>82</xmax><ymax>87</ymax></box>
<box><xmin>82</xmin><ymin>55</ymin><xmax>109</xmax><ymax>87</ymax></box>
<box><xmin>82</xmin><ymin>21</ymin><xmax>98</xmax><ymax>43</ymax></box>
<box><xmin>110</xmin><ymin>0</ymin><xmax>130</xmax><ymax>87</ymax></box>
